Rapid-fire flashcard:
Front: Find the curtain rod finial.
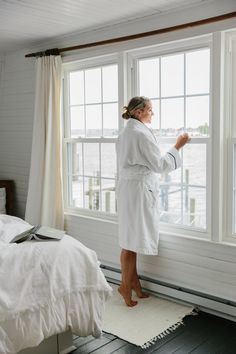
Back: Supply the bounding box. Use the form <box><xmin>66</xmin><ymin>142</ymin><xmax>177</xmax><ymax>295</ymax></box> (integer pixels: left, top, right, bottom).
<box><xmin>25</xmin><ymin>48</ymin><xmax>60</xmax><ymax>58</ymax></box>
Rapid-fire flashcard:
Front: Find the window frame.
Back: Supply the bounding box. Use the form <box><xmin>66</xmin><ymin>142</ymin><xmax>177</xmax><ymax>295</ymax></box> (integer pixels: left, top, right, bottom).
<box><xmin>62</xmin><ymin>32</ymin><xmax>236</xmax><ymax>243</ymax></box>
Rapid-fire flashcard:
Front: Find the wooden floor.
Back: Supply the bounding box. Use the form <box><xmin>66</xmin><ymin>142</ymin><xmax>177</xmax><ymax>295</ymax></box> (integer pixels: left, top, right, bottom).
<box><xmin>72</xmin><ymin>311</ymin><xmax>236</xmax><ymax>354</ymax></box>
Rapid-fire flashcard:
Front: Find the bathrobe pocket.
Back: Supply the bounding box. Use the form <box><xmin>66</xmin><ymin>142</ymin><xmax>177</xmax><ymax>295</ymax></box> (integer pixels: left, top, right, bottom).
<box><xmin>144</xmin><ymin>182</ymin><xmax>159</xmax><ymax>208</ymax></box>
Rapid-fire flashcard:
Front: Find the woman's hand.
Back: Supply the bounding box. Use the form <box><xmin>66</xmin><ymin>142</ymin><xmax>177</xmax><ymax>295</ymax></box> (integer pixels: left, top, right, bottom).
<box><xmin>174</xmin><ymin>133</ymin><xmax>191</xmax><ymax>150</ymax></box>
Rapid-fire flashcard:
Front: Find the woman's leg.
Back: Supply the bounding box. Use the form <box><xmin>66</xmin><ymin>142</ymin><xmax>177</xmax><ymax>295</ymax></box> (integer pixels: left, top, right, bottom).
<box><xmin>119</xmin><ymin>249</ymin><xmax>138</xmax><ymax>307</ymax></box>
<box><xmin>131</xmin><ymin>253</ymin><xmax>149</xmax><ymax>298</ymax></box>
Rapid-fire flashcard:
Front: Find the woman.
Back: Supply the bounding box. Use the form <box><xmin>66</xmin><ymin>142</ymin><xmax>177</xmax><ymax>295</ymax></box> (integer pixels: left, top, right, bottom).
<box><xmin>116</xmin><ymin>96</ymin><xmax>190</xmax><ymax>307</ymax></box>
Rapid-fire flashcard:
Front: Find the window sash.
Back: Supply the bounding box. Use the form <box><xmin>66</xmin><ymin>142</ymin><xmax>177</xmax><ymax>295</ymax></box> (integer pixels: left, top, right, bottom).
<box><xmin>63</xmin><ymin>55</ymin><xmax>120</xmax><ymax>140</ymax></box>
<box><xmin>64</xmin><ymin>139</ymin><xmax>118</xmax><ymax>216</ymax></box>
<box><xmin>128</xmin><ymin>44</ymin><xmax>211</xmax><ymax>235</ymax></box>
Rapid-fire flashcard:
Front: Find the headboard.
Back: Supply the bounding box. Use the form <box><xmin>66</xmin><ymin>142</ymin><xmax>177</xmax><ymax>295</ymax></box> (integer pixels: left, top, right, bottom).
<box><xmin>0</xmin><ymin>180</ymin><xmax>14</xmax><ymax>215</ymax></box>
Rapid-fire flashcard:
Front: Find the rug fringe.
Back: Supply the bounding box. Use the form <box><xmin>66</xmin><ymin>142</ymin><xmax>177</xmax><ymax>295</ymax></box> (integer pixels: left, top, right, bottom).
<box><xmin>141</xmin><ymin>309</ymin><xmax>198</xmax><ymax>349</ymax></box>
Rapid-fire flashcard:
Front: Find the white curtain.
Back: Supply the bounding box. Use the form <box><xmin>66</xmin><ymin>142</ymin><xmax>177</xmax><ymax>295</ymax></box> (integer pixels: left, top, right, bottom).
<box><xmin>25</xmin><ymin>55</ymin><xmax>64</xmax><ymax>229</ymax></box>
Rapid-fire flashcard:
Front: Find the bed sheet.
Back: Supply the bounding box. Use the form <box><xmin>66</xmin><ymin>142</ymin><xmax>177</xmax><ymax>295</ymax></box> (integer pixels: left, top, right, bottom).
<box><xmin>0</xmin><ymin>215</ymin><xmax>112</xmax><ymax>354</ymax></box>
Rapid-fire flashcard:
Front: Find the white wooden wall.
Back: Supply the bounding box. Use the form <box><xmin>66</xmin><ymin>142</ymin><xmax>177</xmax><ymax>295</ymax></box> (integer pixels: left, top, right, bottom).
<box><xmin>65</xmin><ymin>213</ymin><xmax>236</xmax><ymax>308</ymax></box>
<box><xmin>0</xmin><ymin>51</ymin><xmax>35</xmax><ymax>218</ymax></box>
<box><xmin>0</xmin><ymin>1</ymin><xmax>236</xmax><ymax>309</ymax></box>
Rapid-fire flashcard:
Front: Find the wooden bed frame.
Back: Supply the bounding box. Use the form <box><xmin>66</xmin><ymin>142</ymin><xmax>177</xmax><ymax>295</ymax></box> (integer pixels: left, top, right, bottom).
<box><xmin>0</xmin><ymin>180</ymin><xmax>14</xmax><ymax>215</ymax></box>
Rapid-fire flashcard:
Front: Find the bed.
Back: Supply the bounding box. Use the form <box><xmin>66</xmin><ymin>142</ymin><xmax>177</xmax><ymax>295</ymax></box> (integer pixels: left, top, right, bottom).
<box><xmin>0</xmin><ymin>181</ymin><xmax>112</xmax><ymax>354</ymax></box>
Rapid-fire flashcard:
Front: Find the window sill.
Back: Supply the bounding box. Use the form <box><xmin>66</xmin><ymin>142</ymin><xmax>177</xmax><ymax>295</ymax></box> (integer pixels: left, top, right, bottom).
<box><xmin>64</xmin><ymin>211</ymin><xmax>236</xmax><ymax>257</ymax></box>
<box><xmin>64</xmin><ymin>208</ymin><xmax>117</xmax><ymax>224</ymax></box>
<box><xmin>64</xmin><ymin>208</ymin><xmax>235</xmax><ymax>245</ymax></box>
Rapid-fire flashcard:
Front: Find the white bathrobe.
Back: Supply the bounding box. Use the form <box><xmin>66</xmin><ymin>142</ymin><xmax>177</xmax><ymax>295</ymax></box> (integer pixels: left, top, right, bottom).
<box><xmin>116</xmin><ymin>118</ymin><xmax>181</xmax><ymax>255</ymax></box>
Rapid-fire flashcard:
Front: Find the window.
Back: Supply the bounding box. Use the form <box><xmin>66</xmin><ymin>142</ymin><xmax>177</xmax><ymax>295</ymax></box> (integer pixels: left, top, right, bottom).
<box><xmin>63</xmin><ymin>35</ymin><xmax>216</xmax><ymax>239</ymax></box>
<box><xmin>130</xmin><ymin>43</ymin><xmax>210</xmax><ymax>233</ymax></box>
<box><xmin>64</xmin><ymin>58</ymin><xmax>119</xmax><ymax>216</ymax></box>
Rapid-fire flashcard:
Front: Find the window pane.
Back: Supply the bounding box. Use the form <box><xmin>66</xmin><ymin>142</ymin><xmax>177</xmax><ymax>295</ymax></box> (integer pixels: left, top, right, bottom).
<box><xmin>234</xmin><ymin>145</ymin><xmax>236</xmax><ymax>189</ymax></box>
<box><xmin>84</xmin><ymin>143</ymin><xmax>99</xmax><ymax>176</ymax></box>
<box><xmin>160</xmin><ymin>143</ymin><xmax>181</xmax><ymax>183</ymax></box>
<box><xmin>67</xmin><ymin>143</ymin><xmax>83</xmax><ymax>208</ymax></box>
<box><xmin>150</xmin><ymin>99</ymin><xmax>160</xmax><ymax>131</ymax></box>
<box><xmin>234</xmin><ymin>190</ymin><xmax>236</xmax><ymax>234</ymax></box>
<box><xmin>103</xmin><ymin>103</ymin><xmax>118</xmax><ymax>136</ymax></box>
<box><xmin>102</xmin><ymin>65</ymin><xmax>118</xmax><ymax>102</ymax></box>
<box><xmin>101</xmin><ymin>143</ymin><xmax>116</xmax><ymax>178</ymax></box>
<box><xmin>84</xmin><ymin>177</ymin><xmax>100</xmax><ymax>210</ymax></box>
<box><xmin>76</xmin><ymin>144</ymin><xmax>83</xmax><ymax>176</ymax></box>
<box><xmin>234</xmin><ymin>145</ymin><xmax>236</xmax><ymax>233</ymax></box>
<box><xmin>69</xmin><ymin>71</ymin><xmax>84</xmax><ymax>105</ymax></box>
<box><xmin>183</xmin><ymin>144</ymin><xmax>206</xmax><ymax>186</ymax></box>
<box><xmin>70</xmin><ymin>176</ymin><xmax>84</xmax><ymax>208</ymax></box>
<box><xmin>159</xmin><ymin>143</ymin><xmax>182</xmax><ymax>225</ymax></box>
<box><xmin>183</xmin><ymin>187</ymin><xmax>206</xmax><ymax>229</ymax></box>
<box><xmin>139</xmin><ymin>58</ymin><xmax>159</xmax><ymax>98</ymax></box>
<box><xmin>186</xmin><ymin>49</ymin><xmax>210</xmax><ymax>95</ymax></box>
<box><xmin>161</xmin><ymin>98</ymin><xmax>184</xmax><ymax>135</ymax></box>
<box><xmin>85</xmin><ymin>104</ymin><xmax>102</xmax><ymax>137</ymax></box>
<box><xmin>85</xmin><ymin>68</ymin><xmax>101</xmax><ymax>103</ymax></box>
<box><xmin>67</xmin><ymin>143</ymin><xmax>83</xmax><ymax>176</ymax></box>
<box><xmin>234</xmin><ymin>191</ymin><xmax>236</xmax><ymax>234</ymax></box>
<box><xmin>70</xmin><ymin>106</ymin><xmax>85</xmax><ymax>137</ymax></box>
<box><xmin>159</xmin><ymin>188</ymin><xmax>182</xmax><ymax>225</ymax></box>
<box><xmin>161</xmin><ymin>54</ymin><xmax>184</xmax><ymax>97</ymax></box>
<box><xmin>186</xmin><ymin>96</ymin><xmax>209</xmax><ymax>136</ymax></box>
<box><xmin>101</xmin><ymin>178</ymin><xmax>116</xmax><ymax>213</ymax></box>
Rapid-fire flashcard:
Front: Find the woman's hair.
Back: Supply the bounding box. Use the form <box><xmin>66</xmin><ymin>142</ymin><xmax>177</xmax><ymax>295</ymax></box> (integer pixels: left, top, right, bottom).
<box><xmin>122</xmin><ymin>96</ymin><xmax>150</xmax><ymax>120</ymax></box>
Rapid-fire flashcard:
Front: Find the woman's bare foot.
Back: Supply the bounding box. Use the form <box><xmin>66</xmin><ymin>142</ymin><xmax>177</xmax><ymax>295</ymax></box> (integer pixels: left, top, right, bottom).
<box><xmin>132</xmin><ymin>281</ymin><xmax>150</xmax><ymax>299</ymax></box>
<box><xmin>118</xmin><ymin>285</ymin><xmax>138</xmax><ymax>307</ymax></box>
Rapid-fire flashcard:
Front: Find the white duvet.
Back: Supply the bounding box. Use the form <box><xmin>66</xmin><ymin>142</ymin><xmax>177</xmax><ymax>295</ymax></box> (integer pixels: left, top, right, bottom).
<box><xmin>0</xmin><ymin>215</ymin><xmax>112</xmax><ymax>354</ymax></box>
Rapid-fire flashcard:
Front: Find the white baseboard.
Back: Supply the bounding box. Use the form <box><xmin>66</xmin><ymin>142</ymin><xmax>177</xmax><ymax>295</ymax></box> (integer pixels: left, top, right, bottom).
<box><xmin>102</xmin><ymin>265</ymin><xmax>236</xmax><ymax>322</ymax></box>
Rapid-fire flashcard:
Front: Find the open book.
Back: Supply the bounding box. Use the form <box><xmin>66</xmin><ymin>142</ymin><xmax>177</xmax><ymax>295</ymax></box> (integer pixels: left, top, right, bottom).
<box><xmin>10</xmin><ymin>225</ymin><xmax>65</xmax><ymax>243</ymax></box>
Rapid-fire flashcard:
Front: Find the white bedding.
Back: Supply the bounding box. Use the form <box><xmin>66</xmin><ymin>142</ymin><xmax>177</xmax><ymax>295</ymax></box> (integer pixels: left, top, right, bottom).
<box><xmin>0</xmin><ymin>215</ymin><xmax>112</xmax><ymax>354</ymax></box>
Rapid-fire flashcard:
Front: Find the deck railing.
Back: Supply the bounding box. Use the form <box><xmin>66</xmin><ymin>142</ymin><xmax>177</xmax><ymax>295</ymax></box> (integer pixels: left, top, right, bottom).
<box><xmin>81</xmin><ymin>169</ymin><xmax>198</xmax><ymax>225</ymax></box>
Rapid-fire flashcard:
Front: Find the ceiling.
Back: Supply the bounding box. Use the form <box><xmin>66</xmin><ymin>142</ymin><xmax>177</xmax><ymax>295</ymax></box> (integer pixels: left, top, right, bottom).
<box><xmin>0</xmin><ymin>0</ymin><xmax>229</xmax><ymax>53</ymax></box>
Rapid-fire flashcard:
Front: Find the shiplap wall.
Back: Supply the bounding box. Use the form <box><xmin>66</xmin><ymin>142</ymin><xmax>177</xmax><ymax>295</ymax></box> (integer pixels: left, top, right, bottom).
<box><xmin>0</xmin><ymin>51</ymin><xmax>35</xmax><ymax>218</ymax></box>
<box><xmin>0</xmin><ymin>2</ymin><xmax>236</xmax><ymax>309</ymax></box>
<box><xmin>65</xmin><ymin>214</ymin><xmax>236</xmax><ymax>306</ymax></box>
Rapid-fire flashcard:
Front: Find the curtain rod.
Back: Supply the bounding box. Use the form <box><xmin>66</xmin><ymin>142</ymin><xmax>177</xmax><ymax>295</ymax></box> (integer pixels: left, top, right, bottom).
<box><xmin>25</xmin><ymin>11</ymin><xmax>236</xmax><ymax>58</ymax></box>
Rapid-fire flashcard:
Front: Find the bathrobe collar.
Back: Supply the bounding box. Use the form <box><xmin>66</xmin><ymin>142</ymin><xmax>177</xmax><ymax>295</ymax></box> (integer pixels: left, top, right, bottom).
<box><xmin>127</xmin><ymin>117</ymin><xmax>157</xmax><ymax>142</ymax></box>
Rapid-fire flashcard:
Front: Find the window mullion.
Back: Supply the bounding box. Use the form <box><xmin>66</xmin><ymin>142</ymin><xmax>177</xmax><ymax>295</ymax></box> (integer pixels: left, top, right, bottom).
<box><xmin>83</xmin><ymin>70</ymin><xmax>86</xmax><ymax>137</ymax></box>
<box><xmin>225</xmin><ymin>33</ymin><xmax>236</xmax><ymax>241</ymax></box>
<box><xmin>82</xmin><ymin>142</ymin><xmax>85</xmax><ymax>208</ymax></box>
<box><xmin>99</xmin><ymin>142</ymin><xmax>102</xmax><ymax>212</ymax></box>
<box><xmin>159</xmin><ymin>57</ymin><xmax>162</xmax><ymax>132</ymax></box>
<box><xmin>232</xmin><ymin>141</ymin><xmax>236</xmax><ymax>235</ymax></box>
<box><xmin>211</xmin><ymin>32</ymin><xmax>224</xmax><ymax>242</ymax></box>
<box><xmin>181</xmin><ymin>52</ymin><xmax>186</xmax><ymax>225</ymax></box>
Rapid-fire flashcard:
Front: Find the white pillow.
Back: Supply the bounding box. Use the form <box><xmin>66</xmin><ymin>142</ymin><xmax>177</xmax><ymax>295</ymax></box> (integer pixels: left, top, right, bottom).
<box><xmin>0</xmin><ymin>188</ymin><xmax>6</xmax><ymax>214</ymax></box>
<box><xmin>0</xmin><ymin>215</ymin><xmax>32</xmax><ymax>243</ymax></box>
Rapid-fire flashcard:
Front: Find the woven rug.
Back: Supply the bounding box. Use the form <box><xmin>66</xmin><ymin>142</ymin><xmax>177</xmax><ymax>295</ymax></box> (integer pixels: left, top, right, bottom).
<box><xmin>102</xmin><ymin>283</ymin><xmax>195</xmax><ymax>348</ymax></box>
